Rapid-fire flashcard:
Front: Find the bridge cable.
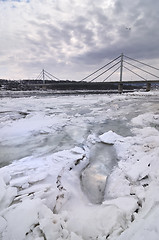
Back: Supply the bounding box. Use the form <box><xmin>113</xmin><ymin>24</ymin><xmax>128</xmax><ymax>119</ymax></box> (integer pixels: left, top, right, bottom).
<box><xmin>36</xmin><ymin>70</ymin><xmax>43</xmax><ymax>80</ymax></box>
<box><xmin>103</xmin><ymin>66</ymin><xmax>120</xmax><ymax>82</ymax></box>
<box><xmin>124</xmin><ymin>66</ymin><xmax>147</xmax><ymax>81</ymax></box>
<box><xmin>80</xmin><ymin>55</ymin><xmax>121</xmax><ymax>82</ymax></box>
<box><xmin>44</xmin><ymin>72</ymin><xmax>55</xmax><ymax>81</ymax></box>
<box><xmin>38</xmin><ymin>73</ymin><xmax>43</xmax><ymax>81</ymax></box>
<box><xmin>89</xmin><ymin>60</ymin><xmax>121</xmax><ymax>82</ymax></box>
<box><xmin>124</xmin><ymin>55</ymin><xmax>159</xmax><ymax>71</ymax></box>
<box><xmin>124</xmin><ymin>60</ymin><xmax>159</xmax><ymax>79</ymax></box>
<box><xmin>44</xmin><ymin>70</ymin><xmax>60</xmax><ymax>81</ymax></box>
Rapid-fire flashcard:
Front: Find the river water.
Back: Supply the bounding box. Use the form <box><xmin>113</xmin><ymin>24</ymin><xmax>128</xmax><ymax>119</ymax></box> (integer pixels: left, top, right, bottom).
<box><xmin>81</xmin><ymin>142</ymin><xmax>117</xmax><ymax>204</ymax></box>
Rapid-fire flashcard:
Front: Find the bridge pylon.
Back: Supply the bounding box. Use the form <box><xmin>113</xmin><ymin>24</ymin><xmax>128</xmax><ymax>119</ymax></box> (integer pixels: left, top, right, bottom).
<box><xmin>120</xmin><ymin>53</ymin><xmax>123</xmax><ymax>82</ymax></box>
<box><xmin>36</xmin><ymin>69</ymin><xmax>60</xmax><ymax>83</ymax></box>
<box><xmin>79</xmin><ymin>53</ymin><xmax>159</xmax><ymax>93</ymax></box>
<box><xmin>118</xmin><ymin>53</ymin><xmax>124</xmax><ymax>93</ymax></box>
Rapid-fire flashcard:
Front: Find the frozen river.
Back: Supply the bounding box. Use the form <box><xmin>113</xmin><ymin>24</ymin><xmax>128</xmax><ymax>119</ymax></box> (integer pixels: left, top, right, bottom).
<box><xmin>1</xmin><ymin>91</ymin><xmax>155</xmax><ymax>167</ymax></box>
<box><xmin>0</xmin><ymin>91</ymin><xmax>159</xmax><ymax>240</ymax></box>
<box><xmin>0</xmin><ymin>92</ymin><xmax>150</xmax><ymax>202</ymax></box>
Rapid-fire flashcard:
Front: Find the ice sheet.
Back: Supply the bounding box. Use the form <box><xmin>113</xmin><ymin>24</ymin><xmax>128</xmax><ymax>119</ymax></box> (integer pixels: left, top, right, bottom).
<box><xmin>0</xmin><ymin>91</ymin><xmax>159</xmax><ymax>239</ymax></box>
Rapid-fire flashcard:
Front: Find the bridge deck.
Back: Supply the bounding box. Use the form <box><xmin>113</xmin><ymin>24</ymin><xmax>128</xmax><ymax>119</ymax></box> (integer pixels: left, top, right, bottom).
<box><xmin>28</xmin><ymin>80</ymin><xmax>159</xmax><ymax>86</ymax></box>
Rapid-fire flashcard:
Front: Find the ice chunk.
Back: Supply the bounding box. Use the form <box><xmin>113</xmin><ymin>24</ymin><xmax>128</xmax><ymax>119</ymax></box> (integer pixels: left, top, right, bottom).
<box><xmin>66</xmin><ymin>204</ymin><xmax>126</xmax><ymax>239</ymax></box>
<box><xmin>103</xmin><ymin>196</ymin><xmax>138</xmax><ymax>215</ymax></box>
<box><xmin>0</xmin><ymin>216</ymin><xmax>7</xmax><ymax>233</ymax></box>
<box><xmin>0</xmin><ymin>176</ymin><xmax>6</xmax><ymax>202</ymax></box>
<box><xmin>117</xmin><ymin>204</ymin><xmax>159</xmax><ymax>240</ymax></box>
<box><xmin>70</xmin><ymin>232</ymin><xmax>83</xmax><ymax>240</ymax></box>
<box><xmin>131</xmin><ymin>113</ymin><xmax>159</xmax><ymax>127</ymax></box>
<box><xmin>2</xmin><ymin>198</ymin><xmax>61</xmax><ymax>240</ymax></box>
<box><xmin>99</xmin><ymin>130</ymin><xmax>124</xmax><ymax>144</ymax></box>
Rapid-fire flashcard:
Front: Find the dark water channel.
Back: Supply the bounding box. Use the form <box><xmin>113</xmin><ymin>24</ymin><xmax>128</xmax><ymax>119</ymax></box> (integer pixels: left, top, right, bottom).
<box><xmin>81</xmin><ymin>142</ymin><xmax>117</xmax><ymax>204</ymax></box>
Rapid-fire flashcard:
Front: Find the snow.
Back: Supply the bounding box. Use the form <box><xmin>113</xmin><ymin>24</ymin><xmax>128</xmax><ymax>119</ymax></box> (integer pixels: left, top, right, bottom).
<box><xmin>0</xmin><ymin>91</ymin><xmax>159</xmax><ymax>239</ymax></box>
<box><xmin>99</xmin><ymin>130</ymin><xmax>124</xmax><ymax>144</ymax></box>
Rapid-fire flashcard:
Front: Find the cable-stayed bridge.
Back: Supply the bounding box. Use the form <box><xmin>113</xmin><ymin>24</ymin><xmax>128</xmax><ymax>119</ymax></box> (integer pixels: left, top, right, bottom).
<box><xmin>31</xmin><ymin>54</ymin><xmax>159</xmax><ymax>93</ymax></box>
<box><xmin>36</xmin><ymin>69</ymin><xmax>60</xmax><ymax>83</ymax></box>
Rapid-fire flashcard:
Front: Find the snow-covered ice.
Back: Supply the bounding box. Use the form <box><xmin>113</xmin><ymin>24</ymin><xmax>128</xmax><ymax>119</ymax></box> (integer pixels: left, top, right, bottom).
<box><xmin>0</xmin><ymin>91</ymin><xmax>159</xmax><ymax>240</ymax></box>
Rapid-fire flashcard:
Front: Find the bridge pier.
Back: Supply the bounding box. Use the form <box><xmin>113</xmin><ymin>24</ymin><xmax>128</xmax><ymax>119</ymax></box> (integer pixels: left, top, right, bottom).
<box><xmin>146</xmin><ymin>82</ymin><xmax>151</xmax><ymax>91</ymax></box>
<box><xmin>118</xmin><ymin>83</ymin><xmax>123</xmax><ymax>94</ymax></box>
<box><xmin>42</xmin><ymin>85</ymin><xmax>47</xmax><ymax>90</ymax></box>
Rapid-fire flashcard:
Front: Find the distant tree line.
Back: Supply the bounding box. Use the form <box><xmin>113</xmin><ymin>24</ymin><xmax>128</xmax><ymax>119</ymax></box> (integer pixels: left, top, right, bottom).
<box><xmin>0</xmin><ymin>79</ymin><xmax>147</xmax><ymax>91</ymax></box>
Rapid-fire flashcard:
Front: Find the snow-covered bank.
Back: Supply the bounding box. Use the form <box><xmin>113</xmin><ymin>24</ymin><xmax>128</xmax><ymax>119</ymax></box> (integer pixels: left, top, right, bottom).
<box><xmin>0</xmin><ymin>91</ymin><xmax>159</xmax><ymax>239</ymax></box>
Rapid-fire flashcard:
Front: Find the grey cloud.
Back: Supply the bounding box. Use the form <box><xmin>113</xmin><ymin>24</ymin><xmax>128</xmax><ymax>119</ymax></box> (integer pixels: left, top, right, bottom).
<box><xmin>1</xmin><ymin>0</ymin><xmax>159</xmax><ymax>79</ymax></box>
<box><xmin>48</xmin><ymin>24</ymin><xmax>71</xmax><ymax>45</ymax></box>
<box><xmin>29</xmin><ymin>16</ymin><xmax>95</xmax><ymax>52</ymax></box>
<box><xmin>18</xmin><ymin>0</ymin><xmax>159</xmax><ymax>73</ymax></box>
<box><xmin>71</xmin><ymin>29</ymin><xmax>159</xmax><ymax>66</ymax></box>
<box><xmin>71</xmin><ymin>0</ymin><xmax>159</xmax><ymax>65</ymax></box>
<box><xmin>64</xmin><ymin>21</ymin><xmax>95</xmax><ymax>46</ymax></box>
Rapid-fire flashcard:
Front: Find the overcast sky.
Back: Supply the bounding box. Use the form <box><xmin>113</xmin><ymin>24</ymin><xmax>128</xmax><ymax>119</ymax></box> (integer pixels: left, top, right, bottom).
<box><xmin>0</xmin><ymin>0</ymin><xmax>159</xmax><ymax>80</ymax></box>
